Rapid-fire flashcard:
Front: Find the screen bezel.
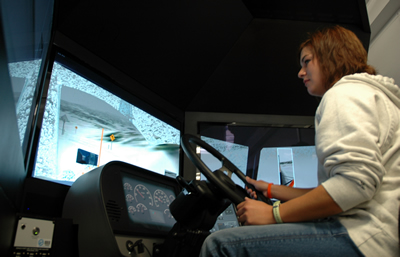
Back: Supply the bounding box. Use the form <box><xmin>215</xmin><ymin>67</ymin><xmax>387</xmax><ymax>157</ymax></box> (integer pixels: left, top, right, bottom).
<box><xmin>27</xmin><ymin>46</ymin><xmax>183</xmax><ymax>183</ymax></box>
<box><xmin>197</xmin><ymin>121</ymin><xmax>316</xmax><ymax>179</ymax></box>
<box><xmin>182</xmin><ymin>112</ymin><xmax>315</xmax><ymax>180</ymax></box>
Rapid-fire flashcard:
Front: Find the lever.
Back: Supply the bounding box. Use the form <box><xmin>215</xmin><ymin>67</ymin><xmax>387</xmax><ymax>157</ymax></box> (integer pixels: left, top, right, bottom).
<box><xmin>176</xmin><ymin>176</ymin><xmax>195</xmax><ymax>192</ymax></box>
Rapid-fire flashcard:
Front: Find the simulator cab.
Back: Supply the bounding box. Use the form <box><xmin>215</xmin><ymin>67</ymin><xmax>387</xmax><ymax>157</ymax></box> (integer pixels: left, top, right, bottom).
<box><xmin>0</xmin><ymin>0</ymin><xmax>373</xmax><ymax>256</ymax></box>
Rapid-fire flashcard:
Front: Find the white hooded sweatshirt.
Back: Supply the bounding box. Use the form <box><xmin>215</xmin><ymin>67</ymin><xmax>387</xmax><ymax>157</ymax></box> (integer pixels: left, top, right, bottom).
<box><xmin>315</xmin><ymin>73</ymin><xmax>400</xmax><ymax>256</ymax></box>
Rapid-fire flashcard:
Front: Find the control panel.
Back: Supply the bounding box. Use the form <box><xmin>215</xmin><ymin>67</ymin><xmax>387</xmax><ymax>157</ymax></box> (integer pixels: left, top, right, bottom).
<box><xmin>13</xmin><ymin>217</ymin><xmax>54</xmax><ymax>256</ymax></box>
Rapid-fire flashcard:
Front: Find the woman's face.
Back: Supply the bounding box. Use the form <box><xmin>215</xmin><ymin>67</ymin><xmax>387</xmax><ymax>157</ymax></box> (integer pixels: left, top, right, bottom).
<box><xmin>298</xmin><ymin>46</ymin><xmax>326</xmax><ymax>97</ymax></box>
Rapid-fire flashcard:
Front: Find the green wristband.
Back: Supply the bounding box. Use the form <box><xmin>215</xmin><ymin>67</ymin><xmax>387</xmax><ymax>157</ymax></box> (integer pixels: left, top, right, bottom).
<box><xmin>273</xmin><ymin>201</ymin><xmax>283</xmax><ymax>223</ymax></box>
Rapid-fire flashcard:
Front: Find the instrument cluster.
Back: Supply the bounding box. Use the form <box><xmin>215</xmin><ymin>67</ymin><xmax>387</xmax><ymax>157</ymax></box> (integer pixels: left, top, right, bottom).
<box><xmin>122</xmin><ymin>178</ymin><xmax>176</xmax><ymax>226</ymax></box>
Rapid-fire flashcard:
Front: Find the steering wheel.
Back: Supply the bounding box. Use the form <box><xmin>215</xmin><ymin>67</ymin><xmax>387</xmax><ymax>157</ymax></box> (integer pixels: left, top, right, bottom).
<box><xmin>181</xmin><ymin>134</ymin><xmax>272</xmax><ymax>205</ymax></box>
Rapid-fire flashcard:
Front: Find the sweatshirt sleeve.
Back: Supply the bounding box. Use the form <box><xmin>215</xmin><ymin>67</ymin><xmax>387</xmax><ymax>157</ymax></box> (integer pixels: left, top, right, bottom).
<box><xmin>315</xmin><ymin>81</ymin><xmax>393</xmax><ymax>212</ymax></box>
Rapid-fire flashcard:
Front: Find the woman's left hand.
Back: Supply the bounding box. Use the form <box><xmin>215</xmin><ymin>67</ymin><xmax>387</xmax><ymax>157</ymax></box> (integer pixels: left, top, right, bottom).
<box><xmin>236</xmin><ymin>197</ymin><xmax>275</xmax><ymax>225</ymax></box>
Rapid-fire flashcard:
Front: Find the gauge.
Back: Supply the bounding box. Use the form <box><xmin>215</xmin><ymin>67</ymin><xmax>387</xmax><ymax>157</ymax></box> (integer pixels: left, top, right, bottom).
<box><xmin>128</xmin><ymin>206</ymin><xmax>136</xmax><ymax>215</ymax></box>
<box><xmin>134</xmin><ymin>184</ymin><xmax>153</xmax><ymax>206</ymax></box>
<box><xmin>136</xmin><ymin>203</ymin><xmax>148</xmax><ymax>214</ymax></box>
<box><xmin>169</xmin><ymin>195</ymin><xmax>175</xmax><ymax>203</ymax></box>
<box><xmin>154</xmin><ymin>189</ymin><xmax>170</xmax><ymax>208</ymax></box>
<box><xmin>126</xmin><ymin>194</ymin><xmax>134</xmax><ymax>203</ymax></box>
<box><xmin>124</xmin><ymin>183</ymin><xmax>133</xmax><ymax>191</ymax></box>
<box><xmin>164</xmin><ymin>209</ymin><xmax>173</xmax><ymax>219</ymax></box>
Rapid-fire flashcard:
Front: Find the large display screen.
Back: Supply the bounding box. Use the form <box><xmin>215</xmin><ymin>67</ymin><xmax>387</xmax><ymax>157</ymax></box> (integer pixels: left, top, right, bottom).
<box><xmin>199</xmin><ymin>136</ymin><xmax>248</xmax><ymax>188</ymax></box>
<box><xmin>2</xmin><ymin>0</ymin><xmax>54</xmax><ymax>149</ymax></box>
<box><xmin>31</xmin><ymin>52</ymin><xmax>181</xmax><ymax>185</ymax></box>
<box><xmin>198</xmin><ymin>123</ymin><xmax>317</xmax><ymax>188</ymax></box>
<box><xmin>257</xmin><ymin>146</ymin><xmax>318</xmax><ymax>188</ymax></box>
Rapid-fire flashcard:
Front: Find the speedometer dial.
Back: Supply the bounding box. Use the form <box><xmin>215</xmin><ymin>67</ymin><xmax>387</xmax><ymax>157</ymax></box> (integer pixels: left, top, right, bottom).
<box><xmin>134</xmin><ymin>184</ymin><xmax>153</xmax><ymax>206</ymax></box>
<box><xmin>153</xmin><ymin>189</ymin><xmax>170</xmax><ymax>207</ymax></box>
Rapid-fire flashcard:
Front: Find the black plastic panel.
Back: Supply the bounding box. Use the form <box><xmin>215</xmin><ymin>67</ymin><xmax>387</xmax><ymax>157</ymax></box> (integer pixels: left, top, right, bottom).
<box><xmin>62</xmin><ymin>161</ymin><xmax>180</xmax><ymax>256</ymax></box>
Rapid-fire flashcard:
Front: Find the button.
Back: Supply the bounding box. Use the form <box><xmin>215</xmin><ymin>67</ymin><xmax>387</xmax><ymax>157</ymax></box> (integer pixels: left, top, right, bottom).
<box><xmin>32</xmin><ymin>227</ymin><xmax>40</xmax><ymax>236</ymax></box>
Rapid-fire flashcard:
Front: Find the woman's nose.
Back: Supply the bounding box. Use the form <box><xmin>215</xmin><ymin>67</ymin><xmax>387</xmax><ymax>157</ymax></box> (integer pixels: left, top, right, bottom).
<box><xmin>298</xmin><ymin>67</ymin><xmax>306</xmax><ymax>78</ymax></box>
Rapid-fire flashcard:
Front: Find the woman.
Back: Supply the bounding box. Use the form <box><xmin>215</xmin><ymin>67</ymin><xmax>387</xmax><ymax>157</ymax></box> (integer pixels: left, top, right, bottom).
<box><xmin>200</xmin><ymin>25</ymin><xmax>400</xmax><ymax>256</ymax></box>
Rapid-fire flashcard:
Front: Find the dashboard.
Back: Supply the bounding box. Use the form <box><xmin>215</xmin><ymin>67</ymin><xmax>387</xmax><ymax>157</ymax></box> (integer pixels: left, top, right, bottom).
<box><xmin>62</xmin><ymin>161</ymin><xmax>181</xmax><ymax>256</ymax></box>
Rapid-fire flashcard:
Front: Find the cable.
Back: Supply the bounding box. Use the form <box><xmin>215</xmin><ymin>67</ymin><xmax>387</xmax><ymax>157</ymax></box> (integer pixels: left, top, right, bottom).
<box><xmin>131</xmin><ymin>239</ymin><xmax>152</xmax><ymax>257</ymax></box>
<box><xmin>142</xmin><ymin>243</ymin><xmax>152</xmax><ymax>257</ymax></box>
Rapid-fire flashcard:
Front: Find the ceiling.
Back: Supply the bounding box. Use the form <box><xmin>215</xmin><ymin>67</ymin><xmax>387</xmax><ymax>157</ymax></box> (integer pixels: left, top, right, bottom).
<box><xmin>54</xmin><ymin>0</ymin><xmax>370</xmax><ymax>119</ymax></box>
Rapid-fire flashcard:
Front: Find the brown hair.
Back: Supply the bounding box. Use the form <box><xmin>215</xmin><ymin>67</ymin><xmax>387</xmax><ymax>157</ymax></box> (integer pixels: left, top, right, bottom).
<box><xmin>299</xmin><ymin>25</ymin><xmax>376</xmax><ymax>89</ymax></box>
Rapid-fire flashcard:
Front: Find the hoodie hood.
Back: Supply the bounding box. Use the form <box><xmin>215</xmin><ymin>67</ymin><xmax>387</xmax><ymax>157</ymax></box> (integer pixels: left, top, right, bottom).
<box><xmin>336</xmin><ymin>73</ymin><xmax>400</xmax><ymax>108</ymax></box>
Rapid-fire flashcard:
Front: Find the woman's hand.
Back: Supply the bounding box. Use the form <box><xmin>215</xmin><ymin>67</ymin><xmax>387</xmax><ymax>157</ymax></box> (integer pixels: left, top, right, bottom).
<box><xmin>236</xmin><ymin>197</ymin><xmax>275</xmax><ymax>225</ymax></box>
<box><xmin>237</xmin><ymin>185</ymin><xmax>343</xmax><ymax>226</ymax></box>
<box><xmin>246</xmin><ymin>177</ymin><xmax>270</xmax><ymax>199</ymax></box>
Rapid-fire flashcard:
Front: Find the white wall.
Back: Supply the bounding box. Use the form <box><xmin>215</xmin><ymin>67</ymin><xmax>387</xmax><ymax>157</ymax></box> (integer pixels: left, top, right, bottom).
<box><xmin>367</xmin><ymin>0</ymin><xmax>400</xmax><ymax>85</ymax></box>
